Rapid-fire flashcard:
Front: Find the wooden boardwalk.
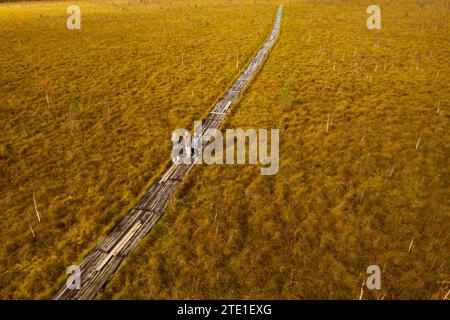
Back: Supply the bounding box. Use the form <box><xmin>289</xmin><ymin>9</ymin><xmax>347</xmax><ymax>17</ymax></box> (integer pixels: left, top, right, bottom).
<box><xmin>54</xmin><ymin>5</ymin><xmax>283</xmax><ymax>300</ymax></box>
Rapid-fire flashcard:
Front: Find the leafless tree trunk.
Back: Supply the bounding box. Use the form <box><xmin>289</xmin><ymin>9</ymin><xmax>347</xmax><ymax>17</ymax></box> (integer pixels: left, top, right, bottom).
<box><xmin>214</xmin><ymin>210</ymin><xmax>219</xmax><ymax>234</ymax></box>
<box><xmin>33</xmin><ymin>192</ymin><xmax>41</xmax><ymax>222</ymax></box>
<box><xmin>27</xmin><ymin>215</ymin><xmax>36</xmax><ymax>238</ymax></box>
<box><xmin>326</xmin><ymin>114</ymin><xmax>330</xmax><ymax>134</ymax></box>
<box><xmin>443</xmin><ymin>289</ymin><xmax>450</xmax><ymax>300</ymax></box>
<box><xmin>416</xmin><ymin>134</ymin><xmax>422</xmax><ymax>150</ymax></box>
<box><xmin>45</xmin><ymin>91</ymin><xmax>50</xmax><ymax>114</ymax></box>
<box><xmin>388</xmin><ymin>163</ymin><xmax>396</xmax><ymax>178</ymax></box>
<box><xmin>408</xmin><ymin>236</ymin><xmax>415</xmax><ymax>253</ymax></box>
<box><xmin>359</xmin><ymin>281</ymin><xmax>365</xmax><ymax>300</ymax></box>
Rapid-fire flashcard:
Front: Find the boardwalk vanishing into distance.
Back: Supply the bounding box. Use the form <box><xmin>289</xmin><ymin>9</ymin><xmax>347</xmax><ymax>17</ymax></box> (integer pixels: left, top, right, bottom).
<box><xmin>54</xmin><ymin>5</ymin><xmax>283</xmax><ymax>300</ymax></box>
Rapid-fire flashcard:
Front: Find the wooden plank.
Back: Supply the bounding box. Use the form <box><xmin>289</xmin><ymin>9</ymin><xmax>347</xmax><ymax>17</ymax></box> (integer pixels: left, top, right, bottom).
<box><xmin>95</xmin><ymin>221</ymin><xmax>142</xmax><ymax>272</ymax></box>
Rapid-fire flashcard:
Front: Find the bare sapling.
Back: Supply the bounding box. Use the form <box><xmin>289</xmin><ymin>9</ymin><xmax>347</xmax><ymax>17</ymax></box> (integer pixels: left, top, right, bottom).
<box><xmin>408</xmin><ymin>236</ymin><xmax>415</xmax><ymax>253</ymax></box>
<box><xmin>416</xmin><ymin>134</ymin><xmax>422</xmax><ymax>150</ymax></box>
<box><xmin>26</xmin><ymin>215</ymin><xmax>36</xmax><ymax>238</ymax></box>
<box><xmin>33</xmin><ymin>191</ymin><xmax>41</xmax><ymax>222</ymax></box>
<box><xmin>388</xmin><ymin>163</ymin><xmax>396</xmax><ymax>178</ymax></box>
<box><xmin>326</xmin><ymin>114</ymin><xmax>331</xmax><ymax>134</ymax></box>
<box><xmin>40</xmin><ymin>77</ymin><xmax>55</xmax><ymax>115</ymax></box>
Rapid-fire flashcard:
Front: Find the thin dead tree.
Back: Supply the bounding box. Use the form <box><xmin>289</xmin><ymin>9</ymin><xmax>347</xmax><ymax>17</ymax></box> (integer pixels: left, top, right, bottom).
<box><xmin>326</xmin><ymin>113</ymin><xmax>334</xmax><ymax>134</ymax></box>
<box><xmin>443</xmin><ymin>289</ymin><xmax>450</xmax><ymax>300</ymax></box>
<box><xmin>380</xmin><ymin>286</ymin><xmax>390</xmax><ymax>300</ymax></box>
<box><xmin>408</xmin><ymin>236</ymin><xmax>415</xmax><ymax>253</ymax></box>
<box><xmin>436</xmin><ymin>101</ymin><xmax>441</xmax><ymax>114</ymax></box>
<box><xmin>68</xmin><ymin>105</ymin><xmax>78</xmax><ymax>136</ymax></box>
<box><xmin>33</xmin><ymin>191</ymin><xmax>41</xmax><ymax>222</ymax></box>
<box><xmin>388</xmin><ymin>163</ymin><xmax>396</xmax><ymax>178</ymax></box>
<box><xmin>416</xmin><ymin>134</ymin><xmax>422</xmax><ymax>150</ymax></box>
<box><xmin>289</xmin><ymin>266</ymin><xmax>295</xmax><ymax>286</ymax></box>
<box><xmin>326</xmin><ymin>114</ymin><xmax>330</xmax><ymax>134</ymax></box>
<box><xmin>214</xmin><ymin>209</ymin><xmax>219</xmax><ymax>234</ymax></box>
<box><xmin>359</xmin><ymin>281</ymin><xmax>365</xmax><ymax>300</ymax></box>
<box><xmin>26</xmin><ymin>215</ymin><xmax>36</xmax><ymax>238</ymax></box>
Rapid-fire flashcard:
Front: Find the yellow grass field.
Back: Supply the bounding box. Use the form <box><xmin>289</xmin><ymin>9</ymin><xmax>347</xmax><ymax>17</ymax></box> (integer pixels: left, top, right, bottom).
<box><xmin>100</xmin><ymin>1</ymin><xmax>449</xmax><ymax>299</ymax></box>
<box><xmin>0</xmin><ymin>0</ymin><xmax>276</xmax><ymax>298</ymax></box>
<box><xmin>0</xmin><ymin>0</ymin><xmax>449</xmax><ymax>300</ymax></box>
